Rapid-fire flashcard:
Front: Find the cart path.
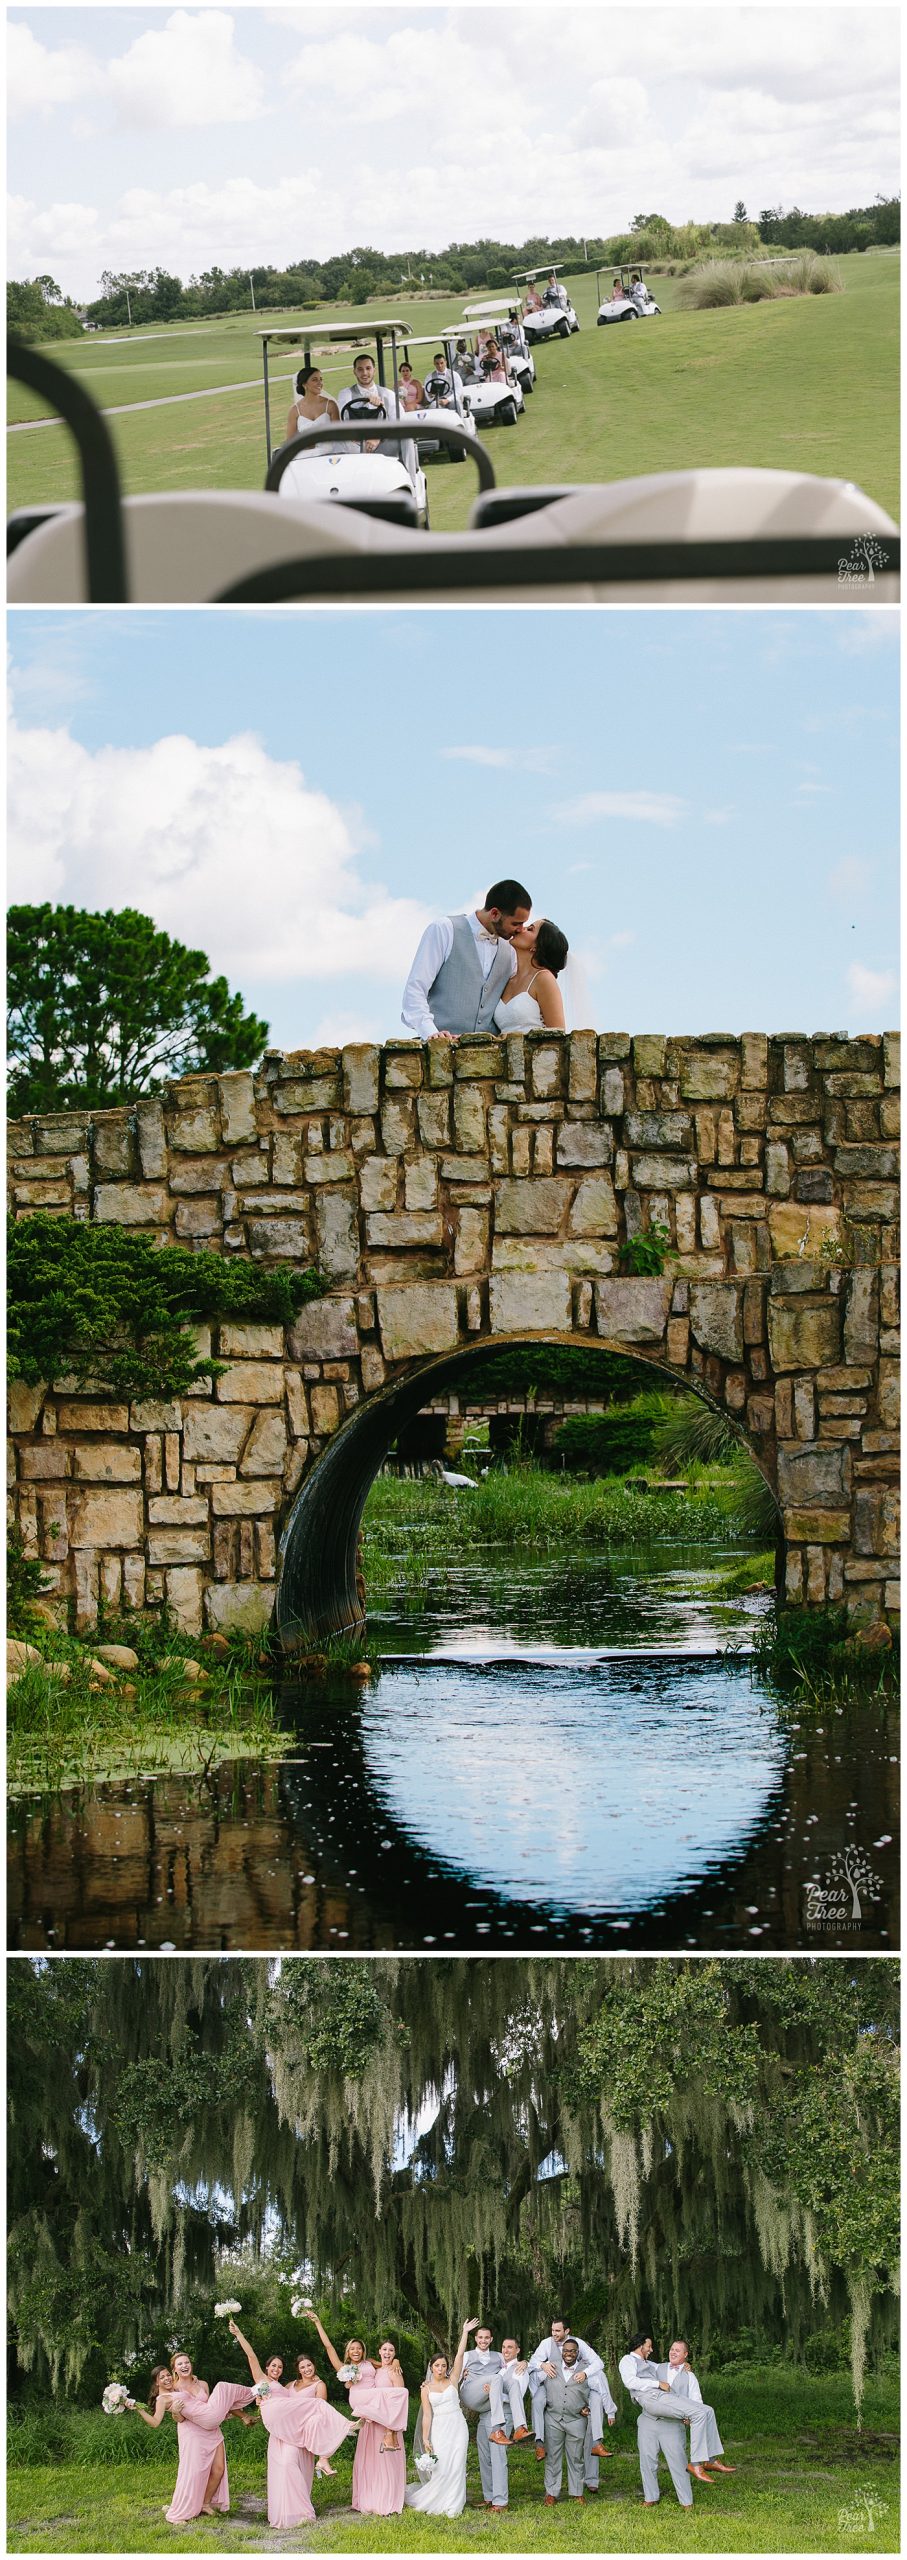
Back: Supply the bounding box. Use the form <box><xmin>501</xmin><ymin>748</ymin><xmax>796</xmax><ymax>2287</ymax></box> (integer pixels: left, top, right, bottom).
<box><xmin>9</xmin><ymin>375</ymin><xmax>279</xmax><ymax>431</ymax></box>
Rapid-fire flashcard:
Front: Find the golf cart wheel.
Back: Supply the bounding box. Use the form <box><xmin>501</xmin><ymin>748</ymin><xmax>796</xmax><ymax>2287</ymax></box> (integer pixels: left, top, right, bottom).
<box><xmin>523</xmin><ymin>375</ymin><xmax>534</xmax><ymax>392</ymax></box>
<box><xmin>501</xmin><ymin>401</ymin><xmax>518</xmax><ymax>427</ymax></box>
<box><xmin>557</xmin><ymin>318</ymin><xmax>571</xmax><ymax>337</ymax></box>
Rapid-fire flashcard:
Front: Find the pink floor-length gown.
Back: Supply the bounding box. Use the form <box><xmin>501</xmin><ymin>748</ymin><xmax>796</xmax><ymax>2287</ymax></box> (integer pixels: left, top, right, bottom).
<box><xmin>260</xmin><ymin>2385</ymin><xmax>357</xmax><ymax>2527</ymax></box>
<box><xmin>165</xmin><ymin>2380</ymin><xmax>256</xmax><ymax>2522</ymax></box>
<box><xmin>349</xmin><ymin>2368</ymin><xmax>409</xmax><ymax>2516</ymax></box>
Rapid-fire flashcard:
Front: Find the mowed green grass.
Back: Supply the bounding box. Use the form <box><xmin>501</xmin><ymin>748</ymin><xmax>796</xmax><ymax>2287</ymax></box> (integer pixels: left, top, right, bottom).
<box><xmin>8</xmin><ymin>255</ymin><xmax>899</xmax><ymax>524</ymax></box>
<box><xmin>6</xmin><ymin>2374</ymin><xmax>899</xmax><ymax>2554</ymax></box>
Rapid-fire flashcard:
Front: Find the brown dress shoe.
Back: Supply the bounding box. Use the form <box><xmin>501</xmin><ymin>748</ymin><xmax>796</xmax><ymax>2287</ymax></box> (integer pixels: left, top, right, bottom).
<box><xmin>511</xmin><ymin>2426</ymin><xmax>531</xmax><ymax>2442</ymax></box>
<box><xmin>535</xmin><ymin>2444</ymin><xmax>547</xmax><ymax>2461</ymax></box>
<box><xmin>544</xmin><ymin>2492</ymin><xmax>557</xmax><ymax>2504</ymax></box>
<box><xmin>688</xmin><ymin>2463</ymin><xmax>715</xmax><ymax>2483</ymax></box>
<box><xmin>709</xmin><ymin>2461</ymin><xmax>736</xmax><ymax>2473</ymax></box>
<box><xmin>489</xmin><ymin>2430</ymin><xmax>509</xmax><ymax>2446</ymax></box>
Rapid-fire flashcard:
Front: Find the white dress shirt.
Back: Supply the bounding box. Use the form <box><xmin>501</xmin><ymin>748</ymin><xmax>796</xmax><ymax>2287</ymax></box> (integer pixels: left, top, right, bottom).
<box><xmin>401</xmin><ymin>911</ymin><xmax>516</xmax><ymax>1039</ymax></box>
<box><xmin>667</xmin><ymin>2364</ymin><xmax>702</xmax><ymax>2403</ymax></box>
<box><xmin>619</xmin><ymin>2352</ymin><xmax>662</xmax><ymax>2402</ymax></box>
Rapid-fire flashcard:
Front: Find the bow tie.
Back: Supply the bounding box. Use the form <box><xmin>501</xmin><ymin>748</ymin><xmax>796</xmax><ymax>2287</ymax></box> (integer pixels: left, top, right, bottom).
<box><xmin>477</xmin><ymin>930</ymin><xmax>498</xmax><ymax>944</ymax></box>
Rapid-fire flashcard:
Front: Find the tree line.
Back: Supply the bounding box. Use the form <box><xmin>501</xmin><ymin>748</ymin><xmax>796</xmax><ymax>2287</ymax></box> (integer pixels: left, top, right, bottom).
<box><xmin>8</xmin><ymin>199</ymin><xmax>899</xmax><ymax>337</ymax></box>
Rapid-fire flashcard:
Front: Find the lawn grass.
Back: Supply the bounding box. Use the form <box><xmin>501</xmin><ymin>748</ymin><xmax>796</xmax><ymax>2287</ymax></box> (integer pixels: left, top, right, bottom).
<box><xmin>6</xmin><ymin>2372</ymin><xmax>899</xmax><ymax>2552</ymax></box>
<box><xmin>8</xmin><ymin>254</ymin><xmax>898</xmax><ymax>522</ymax></box>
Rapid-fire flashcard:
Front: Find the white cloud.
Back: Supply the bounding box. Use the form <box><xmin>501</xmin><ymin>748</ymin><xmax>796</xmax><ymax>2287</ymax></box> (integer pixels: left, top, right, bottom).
<box><xmin>551</xmin><ymin>790</ymin><xmax>686</xmax><ymax>827</ymax></box>
<box><xmin>847</xmin><ymin>961</ymin><xmax>897</xmax><ymax>1019</ymax></box>
<box><xmin>6</xmin><ymin>21</ymin><xmax>95</xmax><ymax>115</ymax></box>
<box><xmin>440</xmin><ymin>744</ymin><xmax>554</xmax><ymax>772</ymax></box>
<box><xmin>7</xmin><ymin>708</ymin><xmax>431</xmax><ymax>987</ymax></box>
<box><xmin>108</xmin><ymin>10</ymin><xmax>266</xmax><ymax>130</ymax></box>
<box><xmin>835</xmin><ymin>614</ymin><xmax>901</xmax><ymax>657</ymax></box>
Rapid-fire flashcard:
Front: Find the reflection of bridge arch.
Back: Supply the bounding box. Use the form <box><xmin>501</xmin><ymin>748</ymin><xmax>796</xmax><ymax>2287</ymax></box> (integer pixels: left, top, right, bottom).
<box><xmin>277</xmin><ymin>1322</ymin><xmax>783</xmax><ymax>1643</ymax></box>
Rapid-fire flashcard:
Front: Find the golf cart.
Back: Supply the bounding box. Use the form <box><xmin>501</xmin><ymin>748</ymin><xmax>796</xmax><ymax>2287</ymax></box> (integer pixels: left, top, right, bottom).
<box><xmin>514</xmin><ymin>266</ymin><xmax>580</xmax><ymax>341</ymax></box>
<box><xmin>394</xmin><ymin>335</ymin><xmax>483</xmax><ymax>459</ymax></box>
<box><xmin>259</xmin><ymin>320</ymin><xmax>429</xmax><ymax>525</ymax></box>
<box><xmin>398</xmin><ymin>332</ymin><xmax>522</xmax><ymax>442</ymax></box>
<box><xmin>596</xmin><ymin>265</ymin><xmax>661</xmax><ymax>324</ymax></box>
<box><xmin>461</xmin><ymin>299</ymin><xmax>536</xmax><ymax>395</ymax></box>
<box><xmin>8</xmin><ymin>339</ymin><xmax>899</xmax><ymax>604</ymax></box>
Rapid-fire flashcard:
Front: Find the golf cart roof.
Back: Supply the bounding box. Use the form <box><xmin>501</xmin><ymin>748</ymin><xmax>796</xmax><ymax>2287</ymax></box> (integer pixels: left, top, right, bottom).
<box><xmin>398</xmin><ymin>333</ymin><xmax>461</xmax><ymax>353</ymax></box>
<box><xmin>515</xmin><ymin>265</ymin><xmax>566</xmax><ymax>281</ymax></box>
<box><xmin>462</xmin><ymin>298</ymin><xmax>523</xmax><ymax>320</ymax></box>
<box><xmin>257</xmin><ymin>321</ymin><xmax>413</xmax><ymax>347</ymax></box>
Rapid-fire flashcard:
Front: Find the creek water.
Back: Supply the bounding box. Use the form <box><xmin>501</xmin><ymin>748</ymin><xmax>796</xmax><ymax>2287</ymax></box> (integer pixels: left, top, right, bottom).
<box><xmin>7</xmin><ymin>1546</ymin><xmax>898</xmax><ymax>1952</ymax></box>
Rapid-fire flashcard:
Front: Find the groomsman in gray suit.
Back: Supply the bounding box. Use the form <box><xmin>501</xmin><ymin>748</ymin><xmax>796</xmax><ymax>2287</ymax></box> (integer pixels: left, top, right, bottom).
<box><xmin>528</xmin><ymin>2317</ymin><xmax>615</xmax><ymax>2484</ymax></box>
<box><xmin>619</xmin><ymin>2331</ymin><xmax>730</xmax><ymax>2502</ymax></box>
<box><xmin>401</xmin><ymin>881</ymin><xmax>531</xmax><ymax>1040</ymax></box>
<box><xmin>542</xmin><ymin>2340</ymin><xmax>593</xmax><ymax>2505</ymax></box>
<box><xmin>458</xmin><ymin>2327</ymin><xmax>518</xmax><ymax>2512</ymax></box>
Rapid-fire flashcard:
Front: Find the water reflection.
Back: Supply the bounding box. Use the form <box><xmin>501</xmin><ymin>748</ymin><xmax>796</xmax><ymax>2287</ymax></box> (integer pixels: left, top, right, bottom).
<box><xmin>372</xmin><ymin>1543</ymin><xmax>773</xmax><ymax>1658</ymax></box>
<box><xmin>8</xmin><ymin>1665</ymin><xmax>897</xmax><ymax>1953</ymax></box>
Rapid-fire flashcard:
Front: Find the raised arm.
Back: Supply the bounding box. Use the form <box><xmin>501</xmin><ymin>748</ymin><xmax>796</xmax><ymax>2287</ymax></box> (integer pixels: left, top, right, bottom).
<box><xmin>126</xmin><ymin>2395</ymin><xmax>170</xmax><ymax>2429</ymax></box>
<box><xmin>303</xmin><ymin>2312</ymin><xmax>342</xmax><ymax>2375</ymax></box>
<box><xmin>449</xmin><ymin>2317</ymin><xmax>478</xmax><ymax>2389</ymax></box>
<box><xmin>228</xmin><ymin>2319</ymin><xmax>264</xmax><ymax>2384</ymax></box>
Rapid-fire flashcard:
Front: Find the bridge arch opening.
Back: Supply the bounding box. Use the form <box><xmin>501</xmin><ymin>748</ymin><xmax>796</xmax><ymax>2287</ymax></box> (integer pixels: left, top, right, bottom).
<box><xmin>276</xmin><ymin>1334</ymin><xmax>782</xmax><ymax>1647</ymax></box>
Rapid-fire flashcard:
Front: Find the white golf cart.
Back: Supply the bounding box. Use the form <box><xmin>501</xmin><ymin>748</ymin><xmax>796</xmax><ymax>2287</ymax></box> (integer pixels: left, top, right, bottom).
<box><xmin>596</xmin><ymin>265</ymin><xmax>662</xmax><ymax>325</ymax></box>
<box><xmin>514</xmin><ymin>265</ymin><xmax>580</xmax><ymax>341</ymax></box>
<box><xmin>460</xmin><ymin>299</ymin><xmax>536</xmax><ymax>396</ymax></box>
<box><xmin>398</xmin><ymin>332</ymin><xmax>522</xmax><ymax>443</ymax></box>
<box><xmin>259</xmin><ymin>321</ymin><xmax>430</xmax><ymax>526</ymax></box>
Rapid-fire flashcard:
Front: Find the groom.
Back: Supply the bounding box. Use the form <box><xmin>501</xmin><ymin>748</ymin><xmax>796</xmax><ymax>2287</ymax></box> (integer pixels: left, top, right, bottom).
<box><xmin>401</xmin><ymin>881</ymin><xmax>532</xmax><ymax>1042</ymax></box>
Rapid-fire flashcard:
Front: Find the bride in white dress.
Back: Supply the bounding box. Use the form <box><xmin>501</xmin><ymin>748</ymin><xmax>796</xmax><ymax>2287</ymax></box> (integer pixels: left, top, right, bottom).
<box><xmin>404</xmin><ymin>2319</ymin><xmax>476</xmax><ymax>2518</ymax></box>
<box><xmin>493</xmin><ymin>917</ymin><xmax>569</xmax><ymax>1031</ymax></box>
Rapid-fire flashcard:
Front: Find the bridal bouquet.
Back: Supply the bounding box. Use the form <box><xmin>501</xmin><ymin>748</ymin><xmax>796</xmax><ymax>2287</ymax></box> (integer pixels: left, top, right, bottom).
<box><xmin>101</xmin><ymin>2382</ymin><xmax>130</xmax><ymax>2415</ymax></box>
<box><xmin>290</xmin><ymin>2295</ymin><xmax>314</xmax><ymax>2318</ymax></box>
<box><xmin>335</xmin><ymin>2364</ymin><xmax>360</xmax><ymax>2384</ymax></box>
<box><xmin>214</xmin><ymin>2300</ymin><xmax>242</xmax><ymax>2319</ymax></box>
<box><xmin>414</xmin><ymin>2450</ymin><xmax>438</xmax><ymax>2478</ymax></box>
<box><xmin>251</xmin><ymin>2379</ymin><xmax>272</xmax><ymax>2402</ymax></box>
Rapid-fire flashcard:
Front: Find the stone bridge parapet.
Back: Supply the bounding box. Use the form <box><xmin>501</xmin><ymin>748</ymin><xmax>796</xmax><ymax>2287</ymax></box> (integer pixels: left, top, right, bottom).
<box><xmin>8</xmin><ymin>1030</ymin><xmax>899</xmax><ymax>1638</ymax></box>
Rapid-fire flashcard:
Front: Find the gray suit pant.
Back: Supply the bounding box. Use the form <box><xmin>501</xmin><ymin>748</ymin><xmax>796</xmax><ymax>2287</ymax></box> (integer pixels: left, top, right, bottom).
<box><xmin>636</xmin><ymin>2387</ymin><xmax>722</xmax><ymax>2469</ymax></box>
<box><xmin>544</xmin><ymin>2412</ymin><xmax>587</xmax><ymax>2501</ymax></box>
<box><xmin>637</xmin><ymin>2409</ymin><xmax>693</xmax><ymax>2509</ymax></box>
<box><xmin>459</xmin><ymin>2381</ymin><xmax>508</xmax><ymax>2507</ymax></box>
<box><xmin>532</xmin><ymin>2381</ymin><xmax>600</xmax><ymax>2486</ymax></box>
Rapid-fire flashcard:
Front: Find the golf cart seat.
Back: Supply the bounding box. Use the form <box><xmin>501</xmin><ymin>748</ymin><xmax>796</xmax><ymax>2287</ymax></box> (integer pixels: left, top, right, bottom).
<box><xmin>6</xmin><ymin>486</ymin><xmax>432</xmax><ymax>602</ymax></box>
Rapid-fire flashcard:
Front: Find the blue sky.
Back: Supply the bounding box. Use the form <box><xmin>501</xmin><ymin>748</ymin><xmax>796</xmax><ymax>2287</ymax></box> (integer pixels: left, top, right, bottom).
<box><xmin>7</xmin><ymin>606</ymin><xmax>899</xmax><ymax>1045</ymax></box>
<box><xmin>8</xmin><ymin>5</ymin><xmax>900</xmax><ymax>302</ymax></box>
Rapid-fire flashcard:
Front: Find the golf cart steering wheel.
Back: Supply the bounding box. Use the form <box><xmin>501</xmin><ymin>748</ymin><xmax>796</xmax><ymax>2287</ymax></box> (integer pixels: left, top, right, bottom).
<box><xmin>8</xmin><ymin>335</ymin><xmax>128</xmax><ymax>601</ymax></box>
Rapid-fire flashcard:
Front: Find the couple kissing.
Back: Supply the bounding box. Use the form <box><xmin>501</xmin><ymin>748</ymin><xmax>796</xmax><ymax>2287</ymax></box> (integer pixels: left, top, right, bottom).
<box><xmin>401</xmin><ymin>880</ymin><xmax>570</xmax><ymax>1041</ymax></box>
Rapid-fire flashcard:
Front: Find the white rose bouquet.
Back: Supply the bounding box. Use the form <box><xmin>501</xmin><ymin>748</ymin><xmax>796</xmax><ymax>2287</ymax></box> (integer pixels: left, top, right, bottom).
<box><xmin>335</xmin><ymin>2363</ymin><xmax>360</xmax><ymax>2384</ymax></box>
<box><xmin>252</xmin><ymin>2379</ymin><xmax>272</xmax><ymax>2402</ymax></box>
<box><xmin>102</xmin><ymin>2382</ymin><xmax>130</xmax><ymax>2415</ymax></box>
<box><xmin>414</xmin><ymin>2449</ymin><xmax>437</xmax><ymax>2478</ymax></box>
<box><xmin>290</xmin><ymin>2296</ymin><xmax>314</xmax><ymax>2319</ymax></box>
<box><xmin>214</xmin><ymin>2300</ymin><xmax>242</xmax><ymax>2318</ymax></box>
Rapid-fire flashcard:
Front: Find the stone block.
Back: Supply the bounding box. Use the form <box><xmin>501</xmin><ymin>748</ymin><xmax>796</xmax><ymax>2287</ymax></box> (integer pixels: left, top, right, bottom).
<box><xmin>175</xmin><ymin>1198</ymin><xmax>221</xmax><ymax>1239</ymax></box>
<box><xmin>741</xmin><ymin>1034</ymin><xmax>769</xmax><ymax>1088</ymax></box>
<box><xmin>366</xmin><ymin>1213</ymin><xmax>444</xmax><ymax>1248</ymax></box>
<box><xmin>56</xmin><ymin>1400</ymin><xmax>130</xmax><ymax>1434</ymax></box>
<box><xmin>170</xmin><ymin>1156</ymin><xmax>230</xmax><ymax>1195</ymax></box>
<box><xmin>343</xmin><ymin>1044</ymin><xmax>381</xmax><ymax>1114</ymax></box>
<box><xmin>360</xmin><ymin>1344</ymin><xmax>386</xmax><ymax>1393</ymax></box>
<box><xmin>853</xmin><ymin>1486</ymin><xmax>899</xmax><ymax>1557</ymax></box>
<box><xmin>214</xmin><ymin>1324</ymin><xmax>283</xmax><ymax>1361</ymax></box>
<box><xmin>287</xmin><ymin>1297</ymin><xmax>358</xmax><ymax>1359</ymax></box>
<box><xmin>882</xmin><ymin>1031</ymin><xmax>899</xmax><ymax>1088</ymax></box>
<box><xmin>205</xmin><ymin>1580</ymin><xmax>274</xmax><ymax>1634</ymax></box>
<box><xmin>632</xmin><ymin>1036</ymin><xmax>666</xmax><ymax>1077</ymax></box>
<box><xmin>132</xmin><ymin>1100</ymin><xmax>166</xmax><ymax>1178</ymax></box>
<box><xmin>8</xmin><ymin>1383</ymin><xmax>46</xmax><ymax>1434</ymax></box>
<box><xmin>218</xmin><ymin>1071</ymin><xmax>257</xmax><ymax>1144</ymax></box>
<box><xmin>557</xmin><ymin>1123</ymin><xmax>613</xmax><ymax>1168</ymax></box>
<box><xmin>35</xmin><ymin>1115</ymin><xmax>88</xmax><ymax>1154</ymax></box>
<box><xmin>359</xmin><ymin>1157</ymin><xmax>397</xmax><ymax>1212</ymax></box>
<box><xmin>667</xmin><ymin>1317</ymin><xmax>690</xmax><ymax>1364</ymax></box>
<box><xmin>163</xmin><ymin>1566</ymin><xmax>204</xmax><ymax>1634</ymax></box>
<box><xmin>146</xmin><ymin>1527</ymin><xmax>212</xmax><ymax>1563</ymax></box>
<box><xmin>69</xmin><ymin>1487</ymin><xmax>144</xmax><ymax>1548</ymax></box>
<box><xmin>315</xmin><ymin>1190</ymin><xmax>360</xmax><ymax>1279</ymax></box>
<box><xmin>384</xmin><ymin>1048</ymin><xmax>424</xmax><ymax>1090</ymax></box>
<box><xmin>454</xmin><ymin>1208</ymin><xmax>489</xmax><ymax>1276</ymax></box>
<box><xmin>377</xmin><ymin>1284</ymin><xmax>460</xmax><ymax>1360</ymax></box>
<box><xmin>698</xmin><ymin>1197</ymin><xmax>721</xmax><ymax>1251</ymax></box>
<box><xmin>843</xmin><ymin>1272</ymin><xmax>879</xmax><ymax>1368</ymax></box>
<box><xmin>689</xmin><ymin>1283</ymin><xmax>744</xmax><ymax>1362</ymax></box>
<box><xmin>601</xmin><ymin>1066</ymin><xmax>625</xmax><ymax>1117</ymax></box>
<box><xmin>765</xmin><ymin>1142</ymin><xmax>790</xmax><ymax>1196</ymax></box>
<box><xmin>782</xmin><ymin>1508</ymin><xmax>851</xmax><ymax>1543</ymax></box>
<box><xmin>381</xmin><ymin>1098</ymin><xmax>416</xmax><ymax>1155</ymax></box>
<box><xmin>404</xmin><ymin>1159</ymin><xmax>438</xmax><ymax>1211</ymax></box>
<box><xmin>568</xmin><ymin>1031</ymin><xmax>598</xmax><ymax>1102</ymax></box>
<box><xmin>215</xmin><ymin>1362</ymin><xmax>283</xmax><ymax>1405</ymax></box>
<box><xmin>834</xmin><ymin>1145</ymin><xmax>899</xmax><ymax>1179</ymax></box>
<box><xmin>305</xmin><ymin>1150</ymin><xmax>355</xmax><ymax>1184</ymax></box>
<box><xmin>240</xmin><ymin>1409</ymin><xmax>289</xmax><ymax>1475</ymax></box>
<box><xmin>210</xmin><ymin>1479</ymin><xmax>282</xmax><ymax>1517</ymax></box>
<box><xmin>93</xmin><ymin>1183</ymin><xmax>170</xmax><ymax>1225</ymax></box>
<box><xmin>169</xmin><ymin>1098</ymin><xmax>220</xmax><ymax>1152</ymax></box>
<box><xmin>630</xmin><ymin>1154</ymin><xmax>698</xmax><ymax>1190</ymax></box>
<box><xmin>147</xmin><ymin>1495</ymin><xmax>209</xmax><ymax>1526</ymax></box>
<box><xmin>531</xmin><ymin>1044</ymin><xmax>565</xmax><ymax>1099</ymax></box>
<box><xmin>181</xmin><ymin>1405</ymin><xmax>251</xmax><ymax>1462</ymax></box>
<box><xmin>767</xmin><ymin>1203</ymin><xmax>842</xmax><ymax>1260</ymax></box>
<box><xmin>679</xmin><ymin>1054</ymin><xmax>739</xmax><ymax>1100</ymax></box>
<box><xmin>417</xmin><ymin>1094</ymin><xmax>451</xmax><ymax>1148</ymax></box>
<box><xmin>453</xmin><ymin>1088</ymin><xmax>487</xmax><ymax>1152</ymax></box>
<box><xmin>71</xmin><ymin>1443</ymin><xmax>142</xmax><ymax>1483</ymax></box>
<box><xmin>594</xmin><ymin>1277</ymin><xmax>673</xmax><ymax>1345</ymax></box>
<box><xmin>91</xmin><ymin>1114</ymin><xmax>133</xmax><ymax>1176</ymax></box>
<box><xmin>494</xmin><ymin>1179</ymin><xmax>573</xmax><ymax>1235</ymax></box>
<box><xmin>492</xmin><ymin>1238</ymin><xmax>612</xmax><ymax>1275</ymax></box>
<box><xmin>247</xmin><ymin>1216</ymin><xmax>313</xmax><ymax>1261</ymax></box>
<box><xmin>777</xmin><ymin>1445</ymin><xmax>846</xmax><ymax>1503</ymax></box>
<box><xmin>285</xmin><ymin>1373</ymin><xmax>310</xmax><ymax>1438</ymax></box>
<box><xmin>768</xmin><ymin>1302</ymin><xmax>842</xmax><ymax>1370</ymax></box>
<box><xmin>568</xmin><ymin>1175</ymin><xmax>619</xmax><ymax>1237</ymax></box>
<box><xmin>877</xmin><ymin>1360</ymin><xmax>899</xmax><ymax>1428</ymax></box>
<box><xmin>488</xmin><ymin>1271</ymin><xmax>572</xmax><ymax>1333</ymax></box>
<box><xmin>624</xmin><ymin>1112</ymin><xmax>692</xmax><ymax>1149</ymax></box>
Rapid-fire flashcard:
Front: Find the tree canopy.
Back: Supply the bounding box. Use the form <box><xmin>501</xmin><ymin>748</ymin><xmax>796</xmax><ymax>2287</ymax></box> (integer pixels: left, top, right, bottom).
<box><xmin>8</xmin><ymin>1215</ymin><xmax>324</xmax><ymax>1399</ymax></box>
<box><xmin>8</xmin><ymin>906</ymin><xmax>269</xmax><ymax>1116</ymax></box>
<box><xmin>8</xmin><ymin>1959</ymin><xmax>898</xmax><ymax>2408</ymax></box>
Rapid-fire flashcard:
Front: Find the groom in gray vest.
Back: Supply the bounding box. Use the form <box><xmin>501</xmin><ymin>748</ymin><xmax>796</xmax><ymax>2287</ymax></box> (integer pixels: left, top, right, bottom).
<box><xmin>401</xmin><ymin>881</ymin><xmax>532</xmax><ymax>1041</ymax></box>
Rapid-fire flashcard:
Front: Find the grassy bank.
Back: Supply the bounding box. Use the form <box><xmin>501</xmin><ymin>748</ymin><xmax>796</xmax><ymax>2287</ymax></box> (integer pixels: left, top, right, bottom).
<box><xmin>363</xmin><ymin>1461</ymin><xmax>761</xmax><ymax>1584</ymax></box>
<box><xmin>6</xmin><ymin>1624</ymin><xmax>281</xmax><ymax>1795</ymax></box>
<box><xmin>8</xmin><ymin>251</ymin><xmax>899</xmax><ymax>524</ymax></box>
<box><xmin>6</xmin><ymin>2370</ymin><xmax>899</xmax><ymax>2553</ymax></box>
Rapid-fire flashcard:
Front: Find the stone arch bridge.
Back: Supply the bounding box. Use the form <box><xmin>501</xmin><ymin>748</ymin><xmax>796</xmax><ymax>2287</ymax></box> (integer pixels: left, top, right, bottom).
<box><xmin>8</xmin><ymin>1029</ymin><xmax>899</xmax><ymax>1640</ymax></box>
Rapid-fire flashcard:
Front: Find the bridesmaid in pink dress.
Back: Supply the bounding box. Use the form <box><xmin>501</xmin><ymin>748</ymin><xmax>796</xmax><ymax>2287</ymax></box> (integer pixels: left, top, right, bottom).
<box><xmin>228</xmin><ymin>2321</ymin><xmax>354</xmax><ymax>2527</ymax></box>
<box><xmin>126</xmin><ymin>2352</ymin><xmax>255</xmax><ymax>2521</ymax></box>
<box><xmin>304</xmin><ymin>2317</ymin><xmax>408</xmax><ymax>2516</ymax></box>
